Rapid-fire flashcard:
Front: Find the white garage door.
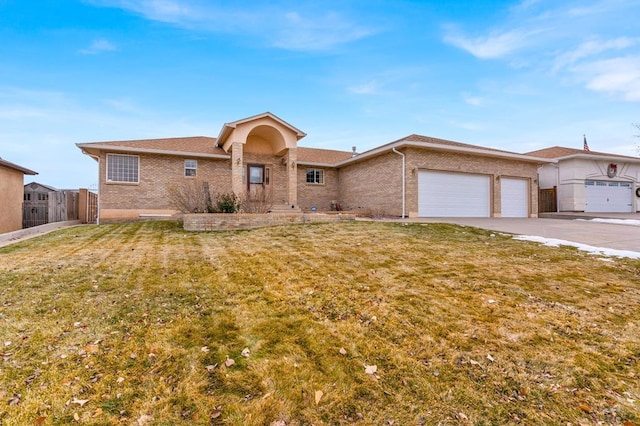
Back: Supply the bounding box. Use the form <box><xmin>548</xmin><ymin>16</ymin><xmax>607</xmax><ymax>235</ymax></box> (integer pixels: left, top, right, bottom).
<box><xmin>418</xmin><ymin>170</ymin><xmax>490</xmax><ymax>217</ymax></box>
<box><xmin>501</xmin><ymin>178</ymin><xmax>529</xmax><ymax>218</ymax></box>
<box><xmin>584</xmin><ymin>180</ymin><xmax>632</xmax><ymax>213</ymax></box>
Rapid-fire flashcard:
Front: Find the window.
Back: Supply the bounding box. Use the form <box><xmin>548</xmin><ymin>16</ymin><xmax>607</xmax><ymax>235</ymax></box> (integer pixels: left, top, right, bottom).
<box><xmin>306</xmin><ymin>168</ymin><xmax>324</xmax><ymax>184</ymax></box>
<box><xmin>107</xmin><ymin>154</ymin><xmax>139</xmax><ymax>183</ymax></box>
<box><xmin>185</xmin><ymin>159</ymin><xmax>197</xmax><ymax>177</ymax></box>
<box><xmin>249</xmin><ymin>165</ymin><xmax>264</xmax><ymax>184</ymax></box>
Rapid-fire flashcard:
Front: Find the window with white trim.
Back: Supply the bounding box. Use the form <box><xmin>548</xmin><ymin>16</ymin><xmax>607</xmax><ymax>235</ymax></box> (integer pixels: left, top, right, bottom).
<box><xmin>306</xmin><ymin>168</ymin><xmax>324</xmax><ymax>184</ymax></box>
<box><xmin>107</xmin><ymin>154</ymin><xmax>139</xmax><ymax>183</ymax></box>
<box><xmin>185</xmin><ymin>159</ymin><xmax>197</xmax><ymax>177</ymax></box>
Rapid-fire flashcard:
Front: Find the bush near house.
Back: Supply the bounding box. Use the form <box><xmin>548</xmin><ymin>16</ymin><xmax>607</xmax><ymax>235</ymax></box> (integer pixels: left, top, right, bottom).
<box><xmin>0</xmin><ymin>221</ymin><xmax>638</xmax><ymax>425</ymax></box>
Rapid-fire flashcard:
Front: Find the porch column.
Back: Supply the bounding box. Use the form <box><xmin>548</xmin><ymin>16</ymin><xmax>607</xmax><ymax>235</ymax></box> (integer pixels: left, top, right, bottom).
<box><xmin>231</xmin><ymin>142</ymin><xmax>244</xmax><ymax>195</ymax></box>
<box><xmin>287</xmin><ymin>147</ymin><xmax>298</xmax><ymax>206</ymax></box>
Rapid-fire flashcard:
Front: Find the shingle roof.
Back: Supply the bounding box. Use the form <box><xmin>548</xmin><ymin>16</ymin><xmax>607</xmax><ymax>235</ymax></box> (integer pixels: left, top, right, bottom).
<box><xmin>297</xmin><ymin>147</ymin><xmax>354</xmax><ymax>165</ymax></box>
<box><xmin>78</xmin><ymin>136</ymin><xmax>225</xmax><ymax>155</ymax></box>
<box><xmin>403</xmin><ymin>134</ymin><xmax>522</xmax><ymax>155</ymax></box>
<box><xmin>526</xmin><ymin>146</ymin><xmax>640</xmax><ymax>161</ymax></box>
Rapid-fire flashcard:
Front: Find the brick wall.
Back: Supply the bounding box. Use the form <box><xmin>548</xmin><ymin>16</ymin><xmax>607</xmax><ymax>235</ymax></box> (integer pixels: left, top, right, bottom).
<box><xmin>404</xmin><ymin>148</ymin><xmax>539</xmax><ymax>217</ymax></box>
<box><xmin>336</xmin><ymin>148</ymin><xmax>539</xmax><ymax>217</ymax></box>
<box><xmin>242</xmin><ymin>152</ymin><xmax>288</xmax><ymax>204</ymax></box>
<box><xmin>338</xmin><ymin>152</ymin><xmax>403</xmax><ymax>216</ymax></box>
<box><xmin>99</xmin><ymin>153</ymin><xmax>231</xmax><ymax>211</ymax></box>
<box><xmin>297</xmin><ymin>167</ymin><xmax>340</xmax><ymax>211</ymax></box>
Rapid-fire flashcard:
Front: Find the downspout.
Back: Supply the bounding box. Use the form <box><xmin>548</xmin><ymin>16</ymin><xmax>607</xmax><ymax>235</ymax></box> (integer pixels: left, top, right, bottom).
<box><xmin>392</xmin><ymin>147</ymin><xmax>406</xmax><ymax>218</ymax></box>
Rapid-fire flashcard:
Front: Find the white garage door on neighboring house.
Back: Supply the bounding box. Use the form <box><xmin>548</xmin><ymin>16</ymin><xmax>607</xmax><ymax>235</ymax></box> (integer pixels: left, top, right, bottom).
<box><xmin>418</xmin><ymin>170</ymin><xmax>490</xmax><ymax>217</ymax></box>
<box><xmin>584</xmin><ymin>180</ymin><xmax>633</xmax><ymax>213</ymax></box>
<box><xmin>501</xmin><ymin>178</ymin><xmax>529</xmax><ymax>217</ymax></box>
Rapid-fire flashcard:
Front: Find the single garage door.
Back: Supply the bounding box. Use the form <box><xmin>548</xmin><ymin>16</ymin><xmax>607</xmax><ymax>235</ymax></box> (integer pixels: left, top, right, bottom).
<box><xmin>584</xmin><ymin>180</ymin><xmax>633</xmax><ymax>213</ymax></box>
<box><xmin>501</xmin><ymin>178</ymin><xmax>529</xmax><ymax>217</ymax></box>
<box><xmin>418</xmin><ymin>170</ymin><xmax>490</xmax><ymax>217</ymax></box>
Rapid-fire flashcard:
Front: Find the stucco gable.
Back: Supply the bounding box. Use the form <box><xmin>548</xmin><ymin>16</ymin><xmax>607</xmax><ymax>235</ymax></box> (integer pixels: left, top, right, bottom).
<box><xmin>215</xmin><ymin>112</ymin><xmax>307</xmax><ymax>156</ymax></box>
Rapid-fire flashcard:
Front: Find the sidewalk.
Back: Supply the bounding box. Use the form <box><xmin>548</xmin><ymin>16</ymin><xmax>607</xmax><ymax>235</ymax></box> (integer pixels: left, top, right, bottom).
<box><xmin>0</xmin><ymin>221</ymin><xmax>83</xmax><ymax>248</ymax></box>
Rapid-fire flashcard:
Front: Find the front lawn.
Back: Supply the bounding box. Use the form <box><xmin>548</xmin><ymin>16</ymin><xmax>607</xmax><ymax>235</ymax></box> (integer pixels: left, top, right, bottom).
<box><xmin>0</xmin><ymin>221</ymin><xmax>638</xmax><ymax>425</ymax></box>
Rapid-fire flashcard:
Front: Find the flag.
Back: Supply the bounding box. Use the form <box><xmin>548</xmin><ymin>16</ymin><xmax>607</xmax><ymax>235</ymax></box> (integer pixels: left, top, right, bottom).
<box><xmin>583</xmin><ymin>135</ymin><xmax>590</xmax><ymax>151</ymax></box>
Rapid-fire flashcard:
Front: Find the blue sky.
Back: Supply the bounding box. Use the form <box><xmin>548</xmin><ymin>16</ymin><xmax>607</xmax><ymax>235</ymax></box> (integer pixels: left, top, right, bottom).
<box><xmin>1</xmin><ymin>0</ymin><xmax>639</xmax><ymax>189</ymax></box>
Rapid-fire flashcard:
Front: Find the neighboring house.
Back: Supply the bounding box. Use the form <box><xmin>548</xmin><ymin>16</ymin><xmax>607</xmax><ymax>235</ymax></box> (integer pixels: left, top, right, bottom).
<box><xmin>23</xmin><ymin>182</ymin><xmax>57</xmax><ymax>228</ymax></box>
<box><xmin>77</xmin><ymin>112</ymin><xmax>549</xmax><ymax>223</ymax></box>
<box><xmin>0</xmin><ymin>157</ymin><xmax>37</xmax><ymax>234</ymax></box>
<box><xmin>527</xmin><ymin>147</ymin><xmax>640</xmax><ymax>213</ymax></box>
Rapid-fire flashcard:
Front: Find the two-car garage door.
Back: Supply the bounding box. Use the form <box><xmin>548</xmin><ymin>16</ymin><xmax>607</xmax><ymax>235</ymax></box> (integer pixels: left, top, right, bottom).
<box><xmin>418</xmin><ymin>171</ymin><xmax>490</xmax><ymax>217</ymax></box>
<box><xmin>584</xmin><ymin>180</ymin><xmax>633</xmax><ymax>213</ymax></box>
<box><xmin>418</xmin><ymin>171</ymin><xmax>529</xmax><ymax>217</ymax></box>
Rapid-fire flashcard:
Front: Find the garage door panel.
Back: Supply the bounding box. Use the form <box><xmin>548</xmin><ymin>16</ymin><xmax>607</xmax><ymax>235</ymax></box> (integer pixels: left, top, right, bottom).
<box><xmin>501</xmin><ymin>178</ymin><xmax>529</xmax><ymax>218</ymax></box>
<box><xmin>585</xmin><ymin>180</ymin><xmax>632</xmax><ymax>213</ymax></box>
<box><xmin>418</xmin><ymin>171</ymin><xmax>490</xmax><ymax>217</ymax></box>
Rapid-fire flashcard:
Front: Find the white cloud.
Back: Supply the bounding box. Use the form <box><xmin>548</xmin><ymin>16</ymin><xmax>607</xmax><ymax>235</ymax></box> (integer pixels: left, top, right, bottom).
<box><xmin>443</xmin><ymin>29</ymin><xmax>533</xmax><ymax>59</ymax></box>
<box><xmin>573</xmin><ymin>56</ymin><xmax>640</xmax><ymax>101</ymax></box>
<box><xmin>348</xmin><ymin>81</ymin><xmax>379</xmax><ymax>95</ymax></box>
<box><xmin>554</xmin><ymin>37</ymin><xmax>639</xmax><ymax>70</ymax></box>
<box><xmin>103</xmin><ymin>98</ymin><xmax>141</xmax><ymax>113</ymax></box>
<box><xmin>463</xmin><ymin>94</ymin><xmax>484</xmax><ymax>106</ymax></box>
<box><xmin>271</xmin><ymin>11</ymin><xmax>372</xmax><ymax>51</ymax></box>
<box><xmin>89</xmin><ymin>0</ymin><xmax>375</xmax><ymax>51</ymax></box>
<box><xmin>79</xmin><ymin>38</ymin><xmax>118</xmax><ymax>54</ymax></box>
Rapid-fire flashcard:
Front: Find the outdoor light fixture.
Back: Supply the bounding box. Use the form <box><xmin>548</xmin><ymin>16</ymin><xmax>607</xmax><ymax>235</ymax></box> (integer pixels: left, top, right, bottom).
<box><xmin>236</xmin><ymin>158</ymin><xmax>241</xmax><ymax>165</ymax></box>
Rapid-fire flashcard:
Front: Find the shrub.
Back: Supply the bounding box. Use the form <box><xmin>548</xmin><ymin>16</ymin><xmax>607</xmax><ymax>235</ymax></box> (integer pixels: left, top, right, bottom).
<box><xmin>239</xmin><ymin>187</ymin><xmax>274</xmax><ymax>213</ymax></box>
<box><xmin>210</xmin><ymin>192</ymin><xmax>241</xmax><ymax>213</ymax></box>
<box><xmin>167</xmin><ymin>180</ymin><xmax>212</xmax><ymax>213</ymax></box>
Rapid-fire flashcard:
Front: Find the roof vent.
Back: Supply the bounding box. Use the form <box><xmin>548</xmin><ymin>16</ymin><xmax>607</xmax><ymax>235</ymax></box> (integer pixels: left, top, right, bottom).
<box><xmin>352</xmin><ymin>146</ymin><xmax>357</xmax><ymax>157</ymax></box>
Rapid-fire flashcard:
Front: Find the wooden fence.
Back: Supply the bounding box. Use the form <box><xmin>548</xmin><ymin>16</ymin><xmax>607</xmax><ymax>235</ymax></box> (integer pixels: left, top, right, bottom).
<box><xmin>79</xmin><ymin>188</ymin><xmax>98</xmax><ymax>224</ymax></box>
<box><xmin>538</xmin><ymin>187</ymin><xmax>557</xmax><ymax>213</ymax></box>
<box><xmin>22</xmin><ymin>188</ymin><xmax>98</xmax><ymax>228</ymax></box>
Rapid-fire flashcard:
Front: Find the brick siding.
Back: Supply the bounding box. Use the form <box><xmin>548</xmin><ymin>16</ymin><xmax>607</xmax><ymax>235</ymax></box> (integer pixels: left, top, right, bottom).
<box><xmin>98</xmin><ymin>153</ymin><xmax>231</xmax><ymax>210</ymax></box>
<box><xmin>297</xmin><ymin>167</ymin><xmax>340</xmax><ymax>211</ymax></box>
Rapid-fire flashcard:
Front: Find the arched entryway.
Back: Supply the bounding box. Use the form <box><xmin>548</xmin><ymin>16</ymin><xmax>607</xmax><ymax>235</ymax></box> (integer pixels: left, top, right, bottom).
<box><xmin>216</xmin><ymin>113</ymin><xmax>306</xmax><ymax>210</ymax></box>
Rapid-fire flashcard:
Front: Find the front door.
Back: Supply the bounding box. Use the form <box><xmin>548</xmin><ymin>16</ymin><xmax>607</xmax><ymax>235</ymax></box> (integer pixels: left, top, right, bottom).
<box><xmin>248</xmin><ymin>164</ymin><xmax>265</xmax><ymax>191</ymax></box>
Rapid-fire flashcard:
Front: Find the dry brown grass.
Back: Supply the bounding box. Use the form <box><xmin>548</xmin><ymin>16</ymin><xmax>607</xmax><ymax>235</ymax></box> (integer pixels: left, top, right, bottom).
<box><xmin>0</xmin><ymin>221</ymin><xmax>638</xmax><ymax>425</ymax></box>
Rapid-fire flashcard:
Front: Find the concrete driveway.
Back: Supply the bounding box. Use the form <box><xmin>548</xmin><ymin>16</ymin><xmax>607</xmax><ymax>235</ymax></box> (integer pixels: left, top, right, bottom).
<box><xmin>405</xmin><ymin>213</ymin><xmax>640</xmax><ymax>252</ymax></box>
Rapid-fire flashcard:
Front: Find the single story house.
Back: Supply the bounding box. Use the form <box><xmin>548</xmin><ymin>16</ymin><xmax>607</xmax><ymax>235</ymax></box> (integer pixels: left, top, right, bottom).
<box><xmin>77</xmin><ymin>112</ymin><xmax>550</xmax><ymax>223</ymax></box>
<box><xmin>0</xmin><ymin>157</ymin><xmax>37</xmax><ymax>234</ymax></box>
<box><xmin>527</xmin><ymin>146</ymin><xmax>640</xmax><ymax>213</ymax></box>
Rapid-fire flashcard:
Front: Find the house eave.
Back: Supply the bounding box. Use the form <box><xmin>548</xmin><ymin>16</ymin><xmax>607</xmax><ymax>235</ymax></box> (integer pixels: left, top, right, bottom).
<box><xmin>296</xmin><ymin>161</ymin><xmax>340</xmax><ymax>168</ymax></box>
<box><xmin>555</xmin><ymin>153</ymin><xmax>640</xmax><ymax>163</ymax></box>
<box><xmin>76</xmin><ymin>143</ymin><xmax>231</xmax><ymax>160</ymax></box>
<box><xmin>0</xmin><ymin>158</ymin><xmax>38</xmax><ymax>175</ymax></box>
<box><xmin>332</xmin><ymin>140</ymin><xmax>554</xmax><ymax>167</ymax></box>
